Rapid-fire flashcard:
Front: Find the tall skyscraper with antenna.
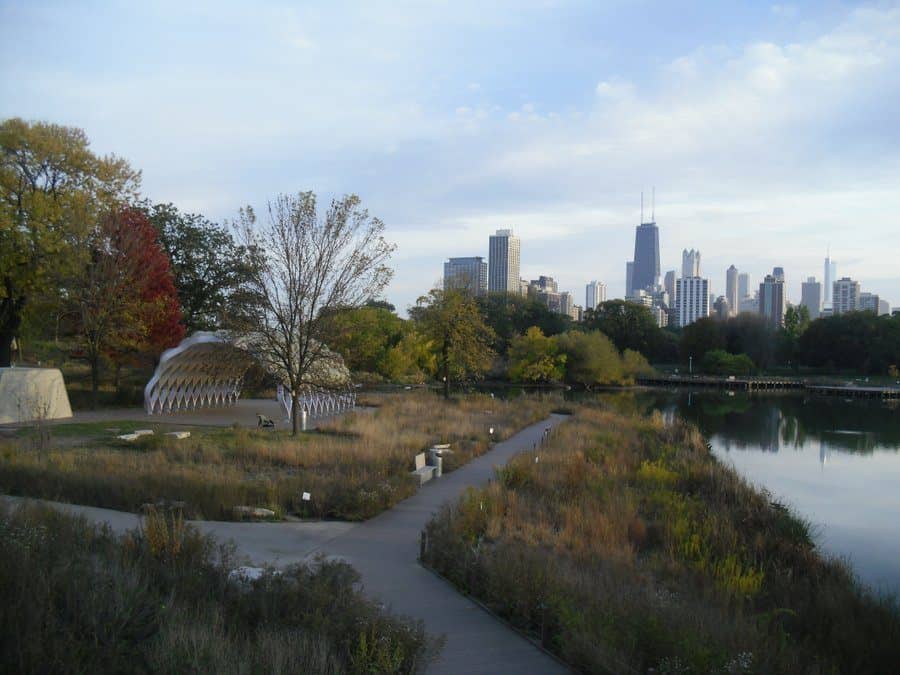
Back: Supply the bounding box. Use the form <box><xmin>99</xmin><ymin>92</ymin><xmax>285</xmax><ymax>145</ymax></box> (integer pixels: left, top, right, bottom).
<box><xmin>631</xmin><ymin>190</ymin><xmax>660</xmax><ymax>294</ymax></box>
<box><xmin>823</xmin><ymin>249</ymin><xmax>837</xmax><ymax>308</ymax></box>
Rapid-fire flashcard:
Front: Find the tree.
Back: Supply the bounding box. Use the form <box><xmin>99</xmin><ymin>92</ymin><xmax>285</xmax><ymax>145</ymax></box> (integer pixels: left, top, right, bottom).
<box><xmin>583</xmin><ymin>300</ymin><xmax>668</xmax><ymax>361</ymax></box>
<box><xmin>507</xmin><ymin>326</ymin><xmax>566</xmax><ymax>383</ymax></box>
<box><xmin>701</xmin><ymin>349</ymin><xmax>755</xmax><ymax>375</ymax></box>
<box><xmin>320</xmin><ymin>305</ymin><xmax>407</xmax><ymax>376</ymax></box>
<box><xmin>233</xmin><ymin>192</ymin><xmax>394</xmax><ymax>434</ymax></box>
<box><xmin>556</xmin><ymin>330</ymin><xmax>623</xmax><ymax>386</ymax></box>
<box><xmin>410</xmin><ymin>288</ymin><xmax>495</xmax><ymax>398</ymax></box>
<box><xmin>723</xmin><ymin>314</ymin><xmax>775</xmax><ymax>369</ymax></box>
<box><xmin>145</xmin><ymin>202</ymin><xmax>260</xmax><ymax>331</ymax></box>
<box><xmin>69</xmin><ymin>207</ymin><xmax>184</xmax><ymax>406</ymax></box>
<box><xmin>798</xmin><ymin>312</ymin><xmax>900</xmax><ymax>374</ymax></box>
<box><xmin>622</xmin><ymin>349</ymin><xmax>654</xmax><ymax>379</ymax></box>
<box><xmin>476</xmin><ymin>293</ymin><xmax>570</xmax><ymax>355</ymax></box>
<box><xmin>778</xmin><ymin>305</ymin><xmax>811</xmax><ymax>370</ymax></box>
<box><xmin>679</xmin><ymin>317</ymin><xmax>725</xmax><ymax>365</ymax></box>
<box><xmin>0</xmin><ymin>118</ymin><xmax>140</xmax><ymax>366</ymax></box>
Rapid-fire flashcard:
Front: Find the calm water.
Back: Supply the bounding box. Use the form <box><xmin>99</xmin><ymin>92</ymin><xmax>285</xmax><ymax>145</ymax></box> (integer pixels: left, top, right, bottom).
<box><xmin>598</xmin><ymin>389</ymin><xmax>900</xmax><ymax>594</ymax></box>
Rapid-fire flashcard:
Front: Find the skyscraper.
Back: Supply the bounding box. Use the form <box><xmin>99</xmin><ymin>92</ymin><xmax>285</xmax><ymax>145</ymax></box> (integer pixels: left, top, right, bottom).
<box><xmin>801</xmin><ymin>277</ymin><xmax>821</xmax><ymax>319</ymax></box>
<box><xmin>773</xmin><ymin>266</ymin><xmax>785</xmax><ymax>282</ymax></box>
<box><xmin>833</xmin><ymin>277</ymin><xmax>861</xmax><ymax>314</ymax></box>
<box><xmin>859</xmin><ymin>292</ymin><xmax>881</xmax><ymax>314</ymax></box>
<box><xmin>738</xmin><ymin>273</ymin><xmax>749</xmax><ymax>300</ymax></box>
<box><xmin>824</xmin><ymin>253</ymin><xmax>837</xmax><ymax>308</ymax></box>
<box><xmin>726</xmin><ymin>265</ymin><xmax>738</xmax><ymax>317</ymax></box>
<box><xmin>488</xmin><ymin>229</ymin><xmax>521</xmax><ymax>294</ymax></box>
<box><xmin>632</xmin><ymin>221</ymin><xmax>660</xmax><ymax>294</ymax></box>
<box><xmin>664</xmin><ymin>270</ymin><xmax>676</xmax><ymax>305</ymax></box>
<box><xmin>675</xmin><ymin>276</ymin><xmax>709</xmax><ymax>327</ymax></box>
<box><xmin>626</xmin><ymin>261</ymin><xmax>634</xmax><ymax>298</ymax></box>
<box><xmin>443</xmin><ymin>257</ymin><xmax>487</xmax><ymax>296</ymax></box>
<box><xmin>759</xmin><ymin>275</ymin><xmax>786</xmax><ymax>328</ymax></box>
<box><xmin>682</xmin><ymin>249</ymin><xmax>701</xmax><ymax>277</ymax></box>
<box><xmin>585</xmin><ymin>281</ymin><xmax>607</xmax><ymax>310</ymax></box>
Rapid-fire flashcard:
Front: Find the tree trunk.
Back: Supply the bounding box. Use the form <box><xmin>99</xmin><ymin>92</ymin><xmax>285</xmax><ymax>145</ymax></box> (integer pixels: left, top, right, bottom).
<box><xmin>90</xmin><ymin>357</ymin><xmax>100</xmax><ymax>409</ymax></box>
<box><xmin>291</xmin><ymin>392</ymin><xmax>300</xmax><ymax>436</ymax></box>
<box><xmin>0</xmin><ymin>291</ymin><xmax>24</xmax><ymax>368</ymax></box>
<box><xmin>0</xmin><ymin>332</ymin><xmax>12</xmax><ymax>368</ymax></box>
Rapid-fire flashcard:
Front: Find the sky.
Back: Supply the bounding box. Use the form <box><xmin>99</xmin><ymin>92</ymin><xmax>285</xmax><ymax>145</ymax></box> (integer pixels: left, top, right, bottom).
<box><xmin>2</xmin><ymin>0</ymin><xmax>899</xmax><ymax>313</ymax></box>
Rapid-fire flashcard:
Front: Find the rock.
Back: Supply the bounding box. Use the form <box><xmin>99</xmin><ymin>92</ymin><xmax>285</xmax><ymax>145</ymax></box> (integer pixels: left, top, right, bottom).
<box><xmin>233</xmin><ymin>505</ymin><xmax>276</xmax><ymax>519</ymax></box>
<box><xmin>133</xmin><ymin>429</ymin><xmax>154</xmax><ymax>436</ymax></box>
<box><xmin>117</xmin><ymin>433</ymin><xmax>140</xmax><ymax>441</ymax></box>
<box><xmin>165</xmin><ymin>431</ymin><xmax>191</xmax><ymax>439</ymax></box>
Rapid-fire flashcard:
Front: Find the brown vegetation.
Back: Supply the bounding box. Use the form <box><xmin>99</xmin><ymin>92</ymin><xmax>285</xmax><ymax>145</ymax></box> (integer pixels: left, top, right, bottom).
<box><xmin>422</xmin><ymin>403</ymin><xmax>900</xmax><ymax>673</ymax></box>
<box><xmin>0</xmin><ymin>391</ymin><xmax>554</xmax><ymax>520</ymax></box>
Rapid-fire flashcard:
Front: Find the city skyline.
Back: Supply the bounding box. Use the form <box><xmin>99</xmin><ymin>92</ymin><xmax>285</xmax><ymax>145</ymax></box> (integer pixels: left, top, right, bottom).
<box><xmin>3</xmin><ymin>2</ymin><xmax>899</xmax><ymax>313</ymax></box>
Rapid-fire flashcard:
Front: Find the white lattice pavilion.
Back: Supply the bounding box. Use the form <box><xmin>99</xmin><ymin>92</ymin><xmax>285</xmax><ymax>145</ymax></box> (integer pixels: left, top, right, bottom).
<box><xmin>144</xmin><ymin>331</ymin><xmax>354</xmax><ymax>419</ymax></box>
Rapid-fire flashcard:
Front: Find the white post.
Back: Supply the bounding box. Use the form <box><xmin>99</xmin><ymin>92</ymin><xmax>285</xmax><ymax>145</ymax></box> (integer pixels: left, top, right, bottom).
<box><xmin>301</xmin><ymin>408</ymin><xmax>308</xmax><ymax>431</ymax></box>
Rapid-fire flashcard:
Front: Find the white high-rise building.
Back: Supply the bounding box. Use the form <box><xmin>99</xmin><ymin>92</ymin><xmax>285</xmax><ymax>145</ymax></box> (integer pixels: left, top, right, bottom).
<box><xmin>859</xmin><ymin>292</ymin><xmax>882</xmax><ymax>314</ymax></box>
<box><xmin>682</xmin><ymin>249</ymin><xmax>701</xmax><ymax>278</ymax></box>
<box><xmin>759</xmin><ymin>274</ymin><xmax>786</xmax><ymax>328</ymax></box>
<box><xmin>726</xmin><ymin>265</ymin><xmax>738</xmax><ymax>317</ymax></box>
<box><xmin>824</xmin><ymin>254</ymin><xmax>837</xmax><ymax>308</ymax></box>
<box><xmin>675</xmin><ymin>276</ymin><xmax>709</xmax><ymax>327</ymax></box>
<box><xmin>585</xmin><ymin>280</ymin><xmax>607</xmax><ymax>310</ymax></box>
<box><xmin>738</xmin><ymin>273</ymin><xmax>749</xmax><ymax>300</ymax></box>
<box><xmin>833</xmin><ymin>277</ymin><xmax>860</xmax><ymax>315</ymax></box>
<box><xmin>488</xmin><ymin>229</ymin><xmax>521</xmax><ymax>294</ymax></box>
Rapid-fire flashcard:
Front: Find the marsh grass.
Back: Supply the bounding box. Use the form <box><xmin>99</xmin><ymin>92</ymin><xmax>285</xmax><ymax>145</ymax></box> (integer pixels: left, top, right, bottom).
<box><xmin>0</xmin><ymin>391</ymin><xmax>555</xmax><ymax>520</ymax></box>
<box><xmin>422</xmin><ymin>403</ymin><xmax>900</xmax><ymax>674</ymax></box>
<box><xmin>0</xmin><ymin>502</ymin><xmax>432</xmax><ymax>674</ymax></box>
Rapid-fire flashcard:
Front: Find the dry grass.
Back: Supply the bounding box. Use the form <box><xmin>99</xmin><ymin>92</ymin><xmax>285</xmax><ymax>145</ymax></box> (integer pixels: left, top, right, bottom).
<box><xmin>422</xmin><ymin>403</ymin><xmax>900</xmax><ymax>674</ymax></box>
<box><xmin>1</xmin><ymin>502</ymin><xmax>432</xmax><ymax>674</ymax></box>
<box><xmin>0</xmin><ymin>391</ymin><xmax>556</xmax><ymax>520</ymax></box>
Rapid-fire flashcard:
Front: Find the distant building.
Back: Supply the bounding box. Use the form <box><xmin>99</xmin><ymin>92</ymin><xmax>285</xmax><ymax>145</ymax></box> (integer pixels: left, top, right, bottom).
<box><xmin>833</xmin><ymin>277</ymin><xmax>860</xmax><ymax>315</ymax></box>
<box><xmin>629</xmin><ymin>289</ymin><xmax>654</xmax><ymax>308</ymax></box>
<box><xmin>859</xmin><ymin>292</ymin><xmax>881</xmax><ymax>314</ymax></box>
<box><xmin>682</xmin><ymin>249</ymin><xmax>701</xmax><ymax>278</ymax></box>
<box><xmin>488</xmin><ymin>229</ymin><xmax>521</xmax><ymax>294</ymax></box>
<box><xmin>560</xmin><ymin>291</ymin><xmax>575</xmax><ymax>319</ymax></box>
<box><xmin>625</xmin><ymin>261</ymin><xmax>634</xmax><ymax>298</ymax></box>
<box><xmin>585</xmin><ymin>280</ymin><xmax>607</xmax><ymax>310</ymax></box>
<box><xmin>879</xmin><ymin>298</ymin><xmax>891</xmax><ymax>316</ymax></box>
<box><xmin>518</xmin><ymin>279</ymin><xmax>530</xmax><ymax>297</ymax></box>
<box><xmin>738</xmin><ymin>272</ymin><xmax>749</xmax><ymax>301</ymax></box>
<box><xmin>443</xmin><ymin>256</ymin><xmax>487</xmax><ymax>296</ymax></box>
<box><xmin>739</xmin><ymin>294</ymin><xmax>759</xmax><ymax>314</ymax></box>
<box><xmin>713</xmin><ymin>295</ymin><xmax>730</xmax><ymax>319</ymax></box>
<box><xmin>773</xmin><ymin>266</ymin><xmax>785</xmax><ymax>282</ymax></box>
<box><xmin>726</xmin><ymin>265</ymin><xmax>738</xmax><ymax>317</ymax></box>
<box><xmin>675</xmin><ymin>276</ymin><xmax>709</xmax><ymax>327</ymax></box>
<box><xmin>824</xmin><ymin>254</ymin><xmax>837</xmax><ymax>308</ymax></box>
<box><xmin>572</xmin><ymin>304</ymin><xmax>584</xmax><ymax>322</ymax></box>
<box><xmin>632</xmin><ymin>221</ymin><xmax>660</xmax><ymax>294</ymax></box>
<box><xmin>530</xmin><ymin>275</ymin><xmax>558</xmax><ymax>293</ymax></box>
<box><xmin>664</xmin><ymin>270</ymin><xmax>676</xmax><ymax>305</ymax></box>
<box><xmin>800</xmin><ymin>277</ymin><xmax>821</xmax><ymax>320</ymax></box>
<box><xmin>759</xmin><ymin>275</ymin><xmax>786</xmax><ymax>328</ymax></box>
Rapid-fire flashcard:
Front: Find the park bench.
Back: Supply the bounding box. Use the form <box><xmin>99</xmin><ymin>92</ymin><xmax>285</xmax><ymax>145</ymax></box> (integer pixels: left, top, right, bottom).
<box><xmin>256</xmin><ymin>414</ymin><xmax>275</xmax><ymax>428</ymax></box>
<box><xmin>410</xmin><ymin>452</ymin><xmax>436</xmax><ymax>485</ymax></box>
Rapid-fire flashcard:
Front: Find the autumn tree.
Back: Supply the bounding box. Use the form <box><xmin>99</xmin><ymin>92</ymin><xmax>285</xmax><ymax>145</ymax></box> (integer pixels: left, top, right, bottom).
<box><xmin>556</xmin><ymin>330</ymin><xmax>624</xmax><ymax>386</ymax></box>
<box><xmin>69</xmin><ymin>207</ymin><xmax>183</xmax><ymax>406</ymax></box>
<box><xmin>145</xmin><ymin>202</ymin><xmax>260</xmax><ymax>331</ymax></box>
<box><xmin>507</xmin><ymin>326</ymin><xmax>566</xmax><ymax>383</ymax></box>
<box><xmin>410</xmin><ymin>288</ymin><xmax>495</xmax><ymax>398</ymax></box>
<box><xmin>0</xmin><ymin>118</ymin><xmax>140</xmax><ymax>365</ymax></box>
<box><xmin>233</xmin><ymin>192</ymin><xmax>394</xmax><ymax>435</ymax></box>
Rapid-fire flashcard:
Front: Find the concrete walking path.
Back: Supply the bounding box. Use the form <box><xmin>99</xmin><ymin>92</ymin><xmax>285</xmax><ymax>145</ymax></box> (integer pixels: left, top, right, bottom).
<box><xmin>3</xmin><ymin>413</ymin><xmax>570</xmax><ymax>674</ymax></box>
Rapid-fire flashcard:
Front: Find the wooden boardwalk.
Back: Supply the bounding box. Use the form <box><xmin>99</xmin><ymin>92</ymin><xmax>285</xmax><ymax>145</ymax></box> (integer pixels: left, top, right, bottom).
<box><xmin>637</xmin><ymin>376</ymin><xmax>900</xmax><ymax>399</ymax></box>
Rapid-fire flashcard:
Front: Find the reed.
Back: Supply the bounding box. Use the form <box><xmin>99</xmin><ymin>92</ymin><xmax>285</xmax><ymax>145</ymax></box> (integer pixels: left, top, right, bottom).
<box><xmin>422</xmin><ymin>402</ymin><xmax>900</xmax><ymax>674</ymax></box>
<box><xmin>0</xmin><ymin>391</ymin><xmax>555</xmax><ymax>520</ymax></box>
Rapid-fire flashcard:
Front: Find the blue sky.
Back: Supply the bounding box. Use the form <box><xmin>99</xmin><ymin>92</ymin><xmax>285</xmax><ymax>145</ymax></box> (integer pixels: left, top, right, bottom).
<box><xmin>2</xmin><ymin>0</ymin><xmax>899</xmax><ymax>312</ymax></box>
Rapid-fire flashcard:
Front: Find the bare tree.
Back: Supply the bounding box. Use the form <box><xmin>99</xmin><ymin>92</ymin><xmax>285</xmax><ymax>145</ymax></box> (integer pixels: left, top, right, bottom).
<box><xmin>233</xmin><ymin>192</ymin><xmax>395</xmax><ymax>435</ymax></box>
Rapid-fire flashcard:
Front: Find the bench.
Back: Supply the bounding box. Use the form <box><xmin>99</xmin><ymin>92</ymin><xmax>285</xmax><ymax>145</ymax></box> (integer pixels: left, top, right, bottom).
<box><xmin>410</xmin><ymin>452</ymin><xmax>436</xmax><ymax>485</ymax></box>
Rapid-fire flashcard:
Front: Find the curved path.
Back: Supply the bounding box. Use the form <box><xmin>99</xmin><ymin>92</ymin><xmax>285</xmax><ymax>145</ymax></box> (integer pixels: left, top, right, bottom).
<box><xmin>4</xmin><ymin>414</ymin><xmax>570</xmax><ymax>674</ymax></box>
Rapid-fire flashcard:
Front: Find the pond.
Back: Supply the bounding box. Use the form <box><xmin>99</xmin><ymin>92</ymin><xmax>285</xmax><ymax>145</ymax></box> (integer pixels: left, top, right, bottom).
<box><xmin>597</xmin><ymin>389</ymin><xmax>900</xmax><ymax>595</ymax></box>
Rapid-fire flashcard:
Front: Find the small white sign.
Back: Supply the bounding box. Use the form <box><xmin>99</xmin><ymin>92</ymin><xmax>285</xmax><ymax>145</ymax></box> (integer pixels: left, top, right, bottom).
<box><xmin>489</xmin><ymin>427</ymin><xmax>494</xmax><ymax>435</ymax></box>
<box><xmin>535</xmin><ymin>456</ymin><xmax>539</xmax><ymax>463</ymax></box>
<box><xmin>302</xmin><ymin>492</ymin><xmax>311</xmax><ymax>501</ymax></box>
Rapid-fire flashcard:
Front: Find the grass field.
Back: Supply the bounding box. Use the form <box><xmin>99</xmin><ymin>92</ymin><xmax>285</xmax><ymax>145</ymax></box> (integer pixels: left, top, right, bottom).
<box><xmin>0</xmin><ymin>391</ymin><xmax>556</xmax><ymax>521</ymax></box>
<box><xmin>1</xmin><ymin>501</ymin><xmax>434</xmax><ymax>673</ymax></box>
<box><xmin>422</xmin><ymin>402</ymin><xmax>900</xmax><ymax>674</ymax></box>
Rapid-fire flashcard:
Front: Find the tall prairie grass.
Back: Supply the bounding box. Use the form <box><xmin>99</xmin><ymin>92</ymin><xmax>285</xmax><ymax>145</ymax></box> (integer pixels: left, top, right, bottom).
<box><xmin>0</xmin><ymin>391</ymin><xmax>555</xmax><ymax>520</ymax></box>
<box><xmin>0</xmin><ymin>502</ymin><xmax>433</xmax><ymax>673</ymax></box>
<box><xmin>422</xmin><ymin>403</ymin><xmax>900</xmax><ymax>674</ymax></box>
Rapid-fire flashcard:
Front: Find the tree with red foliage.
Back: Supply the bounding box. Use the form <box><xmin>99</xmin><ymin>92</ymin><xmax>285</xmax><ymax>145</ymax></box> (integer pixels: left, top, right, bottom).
<box><xmin>70</xmin><ymin>207</ymin><xmax>184</xmax><ymax>407</ymax></box>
